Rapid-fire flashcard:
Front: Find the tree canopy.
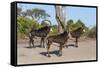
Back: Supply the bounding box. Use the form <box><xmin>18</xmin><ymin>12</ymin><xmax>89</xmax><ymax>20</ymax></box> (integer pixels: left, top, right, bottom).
<box><xmin>17</xmin><ymin>6</ymin><xmax>96</xmax><ymax>39</ymax></box>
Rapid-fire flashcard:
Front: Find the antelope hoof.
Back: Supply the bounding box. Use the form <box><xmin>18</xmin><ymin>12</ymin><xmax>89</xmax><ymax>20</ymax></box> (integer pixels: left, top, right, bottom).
<box><xmin>62</xmin><ymin>46</ymin><xmax>65</xmax><ymax>48</ymax></box>
<box><xmin>58</xmin><ymin>52</ymin><xmax>62</xmax><ymax>57</ymax></box>
<box><xmin>29</xmin><ymin>46</ymin><xmax>32</xmax><ymax>48</ymax></box>
<box><xmin>66</xmin><ymin>46</ymin><xmax>68</xmax><ymax>48</ymax></box>
<box><xmin>58</xmin><ymin>54</ymin><xmax>62</xmax><ymax>57</ymax></box>
<box><xmin>33</xmin><ymin>46</ymin><xmax>36</xmax><ymax>48</ymax></box>
<box><xmin>43</xmin><ymin>46</ymin><xmax>45</xmax><ymax>48</ymax></box>
<box><xmin>75</xmin><ymin>45</ymin><xmax>78</xmax><ymax>48</ymax></box>
<box><xmin>47</xmin><ymin>55</ymin><xmax>51</xmax><ymax>57</ymax></box>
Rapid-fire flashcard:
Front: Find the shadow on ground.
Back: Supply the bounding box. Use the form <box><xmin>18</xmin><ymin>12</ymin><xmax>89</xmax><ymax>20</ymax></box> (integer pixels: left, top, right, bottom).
<box><xmin>40</xmin><ymin>44</ymin><xmax>77</xmax><ymax>57</ymax></box>
<box><xmin>24</xmin><ymin>44</ymin><xmax>77</xmax><ymax>50</ymax></box>
<box><xmin>24</xmin><ymin>45</ymin><xmax>43</xmax><ymax>49</ymax></box>
<box><xmin>40</xmin><ymin>50</ymin><xmax>59</xmax><ymax>57</ymax></box>
<box><xmin>65</xmin><ymin>44</ymin><xmax>77</xmax><ymax>48</ymax></box>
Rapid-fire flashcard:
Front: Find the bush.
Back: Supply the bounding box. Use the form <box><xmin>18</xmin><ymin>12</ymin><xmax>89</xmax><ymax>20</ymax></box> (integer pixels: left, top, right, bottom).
<box><xmin>86</xmin><ymin>26</ymin><xmax>96</xmax><ymax>38</ymax></box>
<box><xmin>49</xmin><ymin>25</ymin><xmax>58</xmax><ymax>35</ymax></box>
<box><xmin>17</xmin><ymin>16</ymin><xmax>41</xmax><ymax>39</ymax></box>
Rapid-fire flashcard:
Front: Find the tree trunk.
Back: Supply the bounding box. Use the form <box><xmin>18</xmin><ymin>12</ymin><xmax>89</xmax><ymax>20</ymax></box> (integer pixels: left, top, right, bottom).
<box><xmin>55</xmin><ymin>6</ymin><xmax>66</xmax><ymax>33</ymax></box>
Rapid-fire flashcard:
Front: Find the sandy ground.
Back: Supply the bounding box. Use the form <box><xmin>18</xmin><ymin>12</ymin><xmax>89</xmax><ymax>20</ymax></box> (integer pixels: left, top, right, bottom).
<box><xmin>17</xmin><ymin>37</ymin><xmax>96</xmax><ymax>65</ymax></box>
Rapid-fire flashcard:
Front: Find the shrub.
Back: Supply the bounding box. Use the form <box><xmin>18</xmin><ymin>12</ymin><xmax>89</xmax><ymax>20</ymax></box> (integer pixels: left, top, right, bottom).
<box><xmin>17</xmin><ymin>16</ymin><xmax>41</xmax><ymax>39</ymax></box>
<box><xmin>87</xmin><ymin>26</ymin><xmax>96</xmax><ymax>38</ymax></box>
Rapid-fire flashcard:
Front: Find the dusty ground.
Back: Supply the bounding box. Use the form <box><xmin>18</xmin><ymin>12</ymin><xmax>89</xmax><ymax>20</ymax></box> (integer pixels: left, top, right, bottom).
<box><xmin>17</xmin><ymin>37</ymin><xmax>96</xmax><ymax>65</ymax></box>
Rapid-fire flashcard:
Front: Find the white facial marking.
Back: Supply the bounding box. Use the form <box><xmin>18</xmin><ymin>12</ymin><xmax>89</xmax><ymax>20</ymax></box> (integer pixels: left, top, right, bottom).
<box><xmin>50</xmin><ymin>28</ymin><xmax>53</xmax><ymax>32</ymax></box>
<box><xmin>83</xmin><ymin>29</ymin><xmax>85</xmax><ymax>32</ymax></box>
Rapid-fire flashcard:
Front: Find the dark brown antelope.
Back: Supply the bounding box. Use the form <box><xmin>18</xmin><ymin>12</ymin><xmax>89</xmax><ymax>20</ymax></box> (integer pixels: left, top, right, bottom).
<box><xmin>47</xmin><ymin>31</ymin><xmax>69</xmax><ymax>57</ymax></box>
<box><xmin>70</xmin><ymin>27</ymin><xmax>85</xmax><ymax>47</ymax></box>
<box><xmin>29</xmin><ymin>26</ymin><xmax>51</xmax><ymax>48</ymax></box>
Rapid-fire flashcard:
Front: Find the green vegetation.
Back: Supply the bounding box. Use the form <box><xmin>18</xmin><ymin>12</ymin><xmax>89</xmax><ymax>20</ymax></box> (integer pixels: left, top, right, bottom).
<box><xmin>86</xmin><ymin>26</ymin><xmax>96</xmax><ymax>38</ymax></box>
<box><xmin>50</xmin><ymin>25</ymin><xmax>58</xmax><ymax>35</ymax></box>
<box><xmin>66</xmin><ymin>19</ymin><xmax>96</xmax><ymax>38</ymax></box>
<box><xmin>66</xmin><ymin>19</ymin><xmax>86</xmax><ymax>32</ymax></box>
<box><xmin>17</xmin><ymin>7</ymin><xmax>96</xmax><ymax>39</ymax></box>
<box><xmin>17</xmin><ymin>7</ymin><xmax>50</xmax><ymax>39</ymax></box>
<box><xmin>17</xmin><ymin>16</ymin><xmax>41</xmax><ymax>39</ymax></box>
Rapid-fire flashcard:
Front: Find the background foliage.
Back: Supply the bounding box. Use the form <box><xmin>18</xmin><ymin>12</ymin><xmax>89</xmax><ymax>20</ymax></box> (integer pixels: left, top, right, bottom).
<box><xmin>17</xmin><ymin>7</ymin><xmax>96</xmax><ymax>39</ymax></box>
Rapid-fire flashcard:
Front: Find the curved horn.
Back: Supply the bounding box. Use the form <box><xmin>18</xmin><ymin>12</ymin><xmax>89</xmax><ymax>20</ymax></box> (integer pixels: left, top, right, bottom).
<box><xmin>41</xmin><ymin>20</ymin><xmax>52</xmax><ymax>26</ymax></box>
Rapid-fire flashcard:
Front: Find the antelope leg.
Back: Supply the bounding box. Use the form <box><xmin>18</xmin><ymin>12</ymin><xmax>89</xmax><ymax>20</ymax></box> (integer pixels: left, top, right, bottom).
<box><xmin>29</xmin><ymin>38</ymin><xmax>32</xmax><ymax>48</ymax></box>
<box><xmin>47</xmin><ymin>42</ymin><xmax>51</xmax><ymax>57</ymax></box>
<box><xmin>75</xmin><ymin>38</ymin><xmax>78</xmax><ymax>48</ymax></box>
<box><xmin>58</xmin><ymin>45</ymin><xmax>63</xmax><ymax>56</ymax></box>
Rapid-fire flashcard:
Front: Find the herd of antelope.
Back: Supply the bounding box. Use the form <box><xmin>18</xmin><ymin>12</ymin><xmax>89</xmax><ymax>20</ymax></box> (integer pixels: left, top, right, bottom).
<box><xmin>28</xmin><ymin>25</ymin><xmax>85</xmax><ymax>57</ymax></box>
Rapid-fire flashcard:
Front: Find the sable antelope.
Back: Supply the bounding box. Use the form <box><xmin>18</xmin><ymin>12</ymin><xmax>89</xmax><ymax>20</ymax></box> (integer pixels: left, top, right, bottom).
<box><xmin>29</xmin><ymin>20</ymin><xmax>52</xmax><ymax>48</ymax></box>
<box><xmin>47</xmin><ymin>31</ymin><xmax>69</xmax><ymax>57</ymax></box>
<box><xmin>70</xmin><ymin>27</ymin><xmax>85</xmax><ymax>47</ymax></box>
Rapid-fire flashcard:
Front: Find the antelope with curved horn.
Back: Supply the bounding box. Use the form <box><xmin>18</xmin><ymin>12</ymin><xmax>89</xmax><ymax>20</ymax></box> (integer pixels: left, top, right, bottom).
<box><xmin>29</xmin><ymin>20</ymin><xmax>52</xmax><ymax>48</ymax></box>
<box><xmin>47</xmin><ymin>31</ymin><xmax>69</xmax><ymax>57</ymax></box>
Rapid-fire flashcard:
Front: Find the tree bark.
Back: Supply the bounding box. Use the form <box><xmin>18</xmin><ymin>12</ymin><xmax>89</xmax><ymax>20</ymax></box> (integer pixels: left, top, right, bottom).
<box><xmin>55</xmin><ymin>6</ymin><xmax>66</xmax><ymax>33</ymax></box>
